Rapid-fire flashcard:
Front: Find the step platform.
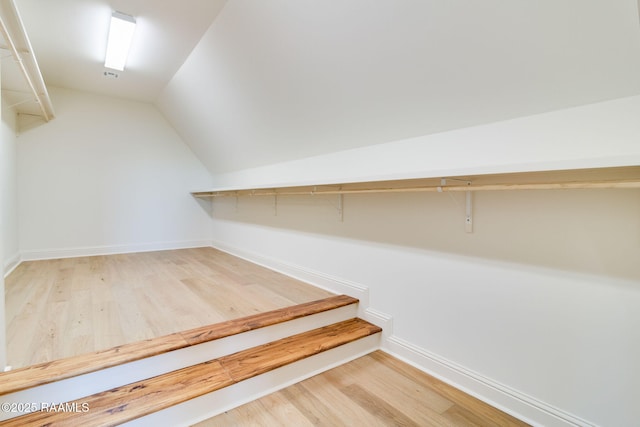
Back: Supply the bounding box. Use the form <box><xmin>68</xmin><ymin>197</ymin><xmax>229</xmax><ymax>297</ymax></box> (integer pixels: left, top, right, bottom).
<box><xmin>0</xmin><ymin>295</ymin><xmax>382</xmax><ymax>426</ymax></box>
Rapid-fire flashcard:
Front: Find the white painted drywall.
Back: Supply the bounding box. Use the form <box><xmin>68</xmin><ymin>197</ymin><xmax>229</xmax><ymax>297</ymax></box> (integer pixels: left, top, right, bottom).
<box><xmin>17</xmin><ymin>87</ymin><xmax>213</xmax><ymax>257</ymax></box>
<box><xmin>0</xmin><ymin>83</ymin><xmax>10</xmax><ymax>369</ymax></box>
<box><xmin>210</xmin><ymin>189</ymin><xmax>640</xmax><ymax>427</ymax></box>
<box><xmin>205</xmin><ymin>97</ymin><xmax>640</xmax><ymax>426</ymax></box>
<box><xmin>208</xmin><ymin>94</ymin><xmax>640</xmax><ymax>190</ymax></box>
<box><xmin>0</xmin><ymin>243</ymin><xmax>3</xmax><ymax>373</ymax></box>
<box><xmin>159</xmin><ymin>0</ymin><xmax>640</xmax><ymax>175</ymax></box>
<box><xmin>1</xmin><ymin>101</ymin><xmax>19</xmax><ymax>273</ymax></box>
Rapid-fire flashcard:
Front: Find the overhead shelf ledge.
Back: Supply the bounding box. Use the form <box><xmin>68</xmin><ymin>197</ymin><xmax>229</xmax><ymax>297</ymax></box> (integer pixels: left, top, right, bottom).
<box><xmin>0</xmin><ymin>0</ymin><xmax>55</xmax><ymax>122</ymax></box>
<box><xmin>192</xmin><ymin>166</ymin><xmax>640</xmax><ymax>198</ymax></box>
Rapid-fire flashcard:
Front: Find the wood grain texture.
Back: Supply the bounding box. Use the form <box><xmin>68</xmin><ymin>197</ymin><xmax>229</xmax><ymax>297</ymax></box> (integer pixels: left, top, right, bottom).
<box><xmin>0</xmin><ymin>333</ymin><xmax>188</xmax><ymax>396</ymax></box>
<box><xmin>5</xmin><ymin>247</ymin><xmax>334</xmax><ymax>369</ymax></box>
<box><xmin>183</xmin><ymin>294</ymin><xmax>357</xmax><ymax>346</ymax></box>
<box><xmin>192</xmin><ymin>166</ymin><xmax>640</xmax><ymax>197</ymax></box>
<box><xmin>195</xmin><ymin>350</ymin><xmax>530</xmax><ymax>427</ymax></box>
<box><xmin>220</xmin><ymin>318</ymin><xmax>381</xmax><ymax>383</ymax></box>
<box><xmin>0</xmin><ymin>294</ymin><xmax>357</xmax><ymax>396</ymax></box>
<box><xmin>0</xmin><ymin>319</ymin><xmax>381</xmax><ymax>427</ymax></box>
<box><xmin>0</xmin><ymin>360</ymin><xmax>234</xmax><ymax>427</ymax></box>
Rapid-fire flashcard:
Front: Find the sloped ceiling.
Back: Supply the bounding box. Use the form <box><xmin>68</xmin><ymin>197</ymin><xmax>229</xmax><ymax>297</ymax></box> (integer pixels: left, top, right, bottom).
<box><xmin>8</xmin><ymin>0</ymin><xmax>227</xmax><ymax>103</ymax></box>
<box><xmin>6</xmin><ymin>1</ymin><xmax>640</xmax><ymax>175</ymax></box>
<box><xmin>157</xmin><ymin>0</ymin><xmax>640</xmax><ymax>175</ymax></box>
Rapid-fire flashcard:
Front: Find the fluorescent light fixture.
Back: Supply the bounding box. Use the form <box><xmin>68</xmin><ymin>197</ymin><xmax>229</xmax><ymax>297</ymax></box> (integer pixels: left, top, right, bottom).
<box><xmin>104</xmin><ymin>11</ymin><xmax>136</xmax><ymax>71</ymax></box>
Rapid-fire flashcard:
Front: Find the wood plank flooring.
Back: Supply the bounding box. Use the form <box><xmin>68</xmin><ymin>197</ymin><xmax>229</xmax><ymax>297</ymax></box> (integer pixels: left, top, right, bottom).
<box><xmin>5</xmin><ymin>247</ymin><xmax>333</xmax><ymax>369</ymax></box>
<box><xmin>195</xmin><ymin>351</ymin><xmax>529</xmax><ymax>427</ymax></box>
<box><xmin>5</xmin><ymin>248</ymin><xmax>531</xmax><ymax>426</ymax></box>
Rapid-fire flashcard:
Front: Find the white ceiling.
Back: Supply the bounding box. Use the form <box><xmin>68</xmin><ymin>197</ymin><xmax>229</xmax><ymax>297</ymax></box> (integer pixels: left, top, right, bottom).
<box><xmin>5</xmin><ymin>0</ymin><xmax>226</xmax><ymax>103</ymax></box>
<box><xmin>3</xmin><ymin>0</ymin><xmax>640</xmax><ymax>174</ymax></box>
<box><xmin>158</xmin><ymin>0</ymin><xmax>640</xmax><ymax>173</ymax></box>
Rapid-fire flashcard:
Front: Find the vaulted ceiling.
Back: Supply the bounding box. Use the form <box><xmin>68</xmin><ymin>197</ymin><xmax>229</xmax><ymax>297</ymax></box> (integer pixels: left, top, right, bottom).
<box><xmin>4</xmin><ymin>0</ymin><xmax>640</xmax><ymax>174</ymax></box>
<box><xmin>7</xmin><ymin>0</ymin><xmax>227</xmax><ymax>103</ymax></box>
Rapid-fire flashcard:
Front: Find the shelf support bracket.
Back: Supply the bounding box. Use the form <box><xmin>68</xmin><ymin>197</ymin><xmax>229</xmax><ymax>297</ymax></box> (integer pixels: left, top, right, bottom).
<box><xmin>441</xmin><ymin>178</ymin><xmax>473</xmax><ymax>232</ymax></box>
<box><xmin>337</xmin><ymin>194</ymin><xmax>344</xmax><ymax>222</ymax></box>
<box><xmin>465</xmin><ymin>190</ymin><xmax>473</xmax><ymax>233</ymax></box>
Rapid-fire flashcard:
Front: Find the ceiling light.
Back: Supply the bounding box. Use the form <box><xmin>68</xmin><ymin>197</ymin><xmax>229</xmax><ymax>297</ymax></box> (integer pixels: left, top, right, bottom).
<box><xmin>104</xmin><ymin>11</ymin><xmax>136</xmax><ymax>71</ymax></box>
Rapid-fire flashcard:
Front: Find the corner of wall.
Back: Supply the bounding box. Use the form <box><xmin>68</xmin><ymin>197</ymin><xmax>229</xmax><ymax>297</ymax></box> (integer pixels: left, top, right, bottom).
<box><xmin>3</xmin><ymin>252</ymin><xmax>21</xmax><ymax>279</ymax></box>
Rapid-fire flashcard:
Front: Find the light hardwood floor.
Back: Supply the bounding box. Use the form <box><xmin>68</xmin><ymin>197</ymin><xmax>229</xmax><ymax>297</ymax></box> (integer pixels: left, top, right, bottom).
<box><xmin>195</xmin><ymin>350</ymin><xmax>529</xmax><ymax>427</ymax></box>
<box><xmin>5</xmin><ymin>247</ymin><xmax>333</xmax><ymax>368</ymax></box>
<box><xmin>6</xmin><ymin>248</ymin><xmax>529</xmax><ymax>426</ymax></box>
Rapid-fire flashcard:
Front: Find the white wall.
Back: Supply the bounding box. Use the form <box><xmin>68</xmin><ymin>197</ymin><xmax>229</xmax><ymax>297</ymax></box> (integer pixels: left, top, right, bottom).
<box><xmin>211</xmin><ymin>189</ymin><xmax>640</xmax><ymax>421</ymax></box>
<box><xmin>17</xmin><ymin>87</ymin><xmax>213</xmax><ymax>258</ymax></box>
<box><xmin>1</xmin><ymin>100</ymin><xmax>19</xmax><ymax>273</ymax></box>
<box><xmin>159</xmin><ymin>0</ymin><xmax>640</xmax><ymax>175</ymax></box>
<box><xmin>210</xmin><ymin>192</ymin><xmax>640</xmax><ymax>427</ymax></box>
<box><xmin>0</xmin><ymin>82</ymin><xmax>14</xmax><ymax>369</ymax></box>
<box><xmin>209</xmin><ymin>94</ymin><xmax>640</xmax><ymax>190</ymax></box>
<box><xmin>206</xmin><ymin>98</ymin><xmax>640</xmax><ymax>427</ymax></box>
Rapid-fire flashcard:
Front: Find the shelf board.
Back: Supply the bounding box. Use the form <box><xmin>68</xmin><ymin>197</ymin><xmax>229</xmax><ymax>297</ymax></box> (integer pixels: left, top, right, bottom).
<box><xmin>192</xmin><ymin>166</ymin><xmax>640</xmax><ymax>198</ymax></box>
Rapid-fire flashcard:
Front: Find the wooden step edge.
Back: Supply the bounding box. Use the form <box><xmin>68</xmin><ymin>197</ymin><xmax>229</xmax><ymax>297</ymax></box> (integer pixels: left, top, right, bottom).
<box><xmin>0</xmin><ymin>294</ymin><xmax>358</xmax><ymax>396</ymax></box>
<box><xmin>182</xmin><ymin>294</ymin><xmax>358</xmax><ymax>346</ymax></box>
<box><xmin>220</xmin><ymin>318</ymin><xmax>382</xmax><ymax>383</ymax></box>
<box><xmin>0</xmin><ymin>333</ymin><xmax>191</xmax><ymax>397</ymax></box>
<box><xmin>0</xmin><ymin>318</ymin><xmax>381</xmax><ymax>427</ymax></box>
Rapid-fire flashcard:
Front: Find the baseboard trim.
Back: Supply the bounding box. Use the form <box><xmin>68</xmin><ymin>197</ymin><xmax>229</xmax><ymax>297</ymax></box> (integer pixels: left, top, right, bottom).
<box><xmin>362</xmin><ymin>307</ymin><xmax>393</xmax><ymax>339</ymax></box>
<box><xmin>207</xmin><ymin>239</ymin><xmax>596</xmax><ymax>427</ymax></box>
<box><xmin>384</xmin><ymin>336</ymin><xmax>595</xmax><ymax>427</ymax></box>
<box><xmin>3</xmin><ymin>252</ymin><xmax>21</xmax><ymax>278</ymax></box>
<box><xmin>209</xmin><ymin>239</ymin><xmax>370</xmax><ymax>305</ymax></box>
<box><xmin>19</xmin><ymin>240</ymin><xmax>213</xmax><ymax>263</ymax></box>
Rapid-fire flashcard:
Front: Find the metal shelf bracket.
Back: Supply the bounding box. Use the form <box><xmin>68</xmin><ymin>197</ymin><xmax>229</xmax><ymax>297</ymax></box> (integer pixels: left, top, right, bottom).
<box><xmin>465</xmin><ymin>190</ymin><xmax>473</xmax><ymax>233</ymax></box>
<box><xmin>440</xmin><ymin>178</ymin><xmax>473</xmax><ymax>233</ymax></box>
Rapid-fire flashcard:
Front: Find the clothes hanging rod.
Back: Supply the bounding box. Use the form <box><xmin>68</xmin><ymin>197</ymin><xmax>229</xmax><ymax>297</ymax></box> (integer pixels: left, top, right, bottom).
<box><xmin>0</xmin><ymin>0</ymin><xmax>54</xmax><ymax>122</ymax></box>
<box><xmin>192</xmin><ymin>179</ymin><xmax>640</xmax><ymax>198</ymax></box>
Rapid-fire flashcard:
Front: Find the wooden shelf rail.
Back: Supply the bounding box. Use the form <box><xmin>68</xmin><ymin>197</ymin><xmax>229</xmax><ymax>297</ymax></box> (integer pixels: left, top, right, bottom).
<box><xmin>192</xmin><ymin>166</ymin><xmax>640</xmax><ymax>198</ymax></box>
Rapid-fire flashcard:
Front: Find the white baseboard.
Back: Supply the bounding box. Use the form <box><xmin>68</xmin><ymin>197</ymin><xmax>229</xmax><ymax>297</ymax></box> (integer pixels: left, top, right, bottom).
<box><xmin>208</xmin><ymin>239</ymin><xmax>597</xmax><ymax>427</ymax></box>
<box><xmin>384</xmin><ymin>336</ymin><xmax>596</xmax><ymax>427</ymax></box>
<box><xmin>18</xmin><ymin>240</ymin><xmax>213</xmax><ymax>263</ymax></box>
<box><xmin>3</xmin><ymin>252</ymin><xmax>21</xmax><ymax>278</ymax></box>
<box><xmin>362</xmin><ymin>307</ymin><xmax>393</xmax><ymax>340</ymax></box>
<box><xmin>209</xmin><ymin>239</ymin><xmax>370</xmax><ymax>305</ymax></box>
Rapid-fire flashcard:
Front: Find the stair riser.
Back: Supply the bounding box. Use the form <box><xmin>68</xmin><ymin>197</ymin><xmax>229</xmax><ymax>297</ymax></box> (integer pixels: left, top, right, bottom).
<box><xmin>123</xmin><ymin>333</ymin><xmax>382</xmax><ymax>427</ymax></box>
<box><xmin>0</xmin><ymin>304</ymin><xmax>358</xmax><ymax>422</ymax></box>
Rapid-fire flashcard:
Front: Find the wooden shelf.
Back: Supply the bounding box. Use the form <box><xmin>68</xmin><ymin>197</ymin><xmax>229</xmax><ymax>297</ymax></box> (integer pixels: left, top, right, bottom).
<box><xmin>192</xmin><ymin>166</ymin><xmax>640</xmax><ymax>198</ymax></box>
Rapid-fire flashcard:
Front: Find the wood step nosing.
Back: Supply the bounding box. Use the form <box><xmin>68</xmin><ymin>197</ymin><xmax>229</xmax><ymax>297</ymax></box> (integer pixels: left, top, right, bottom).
<box><xmin>134</xmin><ymin>334</ymin><xmax>382</xmax><ymax>427</ymax></box>
<box><xmin>0</xmin><ymin>303</ymin><xmax>360</xmax><ymax>417</ymax></box>
<box><xmin>0</xmin><ymin>294</ymin><xmax>358</xmax><ymax>396</ymax></box>
<box><xmin>0</xmin><ymin>318</ymin><xmax>382</xmax><ymax>427</ymax></box>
